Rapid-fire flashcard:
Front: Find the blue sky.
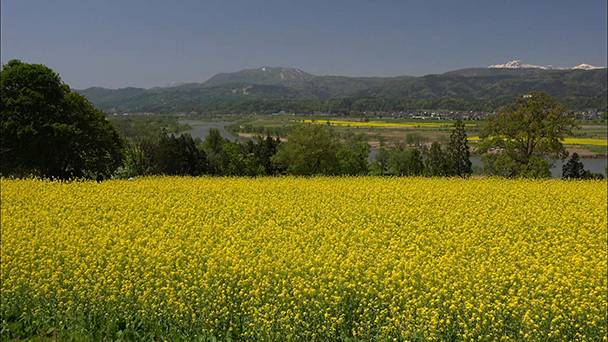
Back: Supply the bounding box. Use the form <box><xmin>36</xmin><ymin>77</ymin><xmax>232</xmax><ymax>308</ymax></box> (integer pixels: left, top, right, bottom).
<box><xmin>2</xmin><ymin>0</ymin><xmax>606</xmax><ymax>89</ymax></box>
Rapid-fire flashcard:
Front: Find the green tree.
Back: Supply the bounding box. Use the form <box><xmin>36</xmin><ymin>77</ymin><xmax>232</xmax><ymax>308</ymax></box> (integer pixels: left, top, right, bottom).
<box><xmin>370</xmin><ymin>135</ymin><xmax>390</xmax><ymax>176</ymax></box>
<box><xmin>447</xmin><ymin>119</ymin><xmax>472</xmax><ymax>177</ymax></box>
<box><xmin>252</xmin><ymin>135</ymin><xmax>282</xmax><ymax>175</ymax></box>
<box><xmin>388</xmin><ymin>147</ymin><xmax>424</xmax><ymax>176</ymax></box>
<box><xmin>479</xmin><ymin>92</ymin><xmax>577</xmax><ymax>177</ymax></box>
<box><xmin>271</xmin><ymin>125</ymin><xmax>341</xmax><ymax>175</ymax></box>
<box><xmin>481</xmin><ymin>153</ymin><xmax>520</xmax><ymax>177</ymax></box>
<box><xmin>151</xmin><ymin>133</ymin><xmax>207</xmax><ymax>176</ymax></box>
<box><xmin>114</xmin><ymin>138</ymin><xmax>153</xmax><ymax>178</ymax></box>
<box><xmin>202</xmin><ymin>128</ymin><xmax>230</xmax><ymax>174</ymax></box>
<box><xmin>582</xmin><ymin>170</ymin><xmax>605</xmax><ymax>180</ymax></box>
<box><xmin>562</xmin><ymin>153</ymin><xmax>605</xmax><ymax>180</ymax></box>
<box><xmin>373</xmin><ymin>147</ymin><xmax>390</xmax><ymax>176</ymax></box>
<box><xmin>424</xmin><ymin>141</ymin><xmax>448</xmax><ymax>176</ymax></box>
<box><xmin>519</xmin><ymin>156</ymin><xmax>552</xmax><ymax>179</ymax></box>
<box><xmin>405</xmin><ymin>132</ymin><xmax>426</xmax><ymax>147</ymax></box>
<box><xmin>337</xmin><ymin>132</ymin><xmax>370</xmax><ymax>175</ymax></box>
<box><xmin>219</xmin><ymin>141</ymin><xmax>247</xmax><ymax>176</ymax></box>
<box><xmin>405</xmin><ymin>133</ymin><xmax>416</xmax><ymax>147</ymax></box>
<box><xmin>203</xmin><ymin>128</ymin><xmax>228</xmax><ymax>155</ymax></box>
<box><xmin>1</xmin><ymin>60</ymin><xmax>124</xmax><ymax>179</ymax></box>
<box><xmin>562</xmin><ymin>152</ymin><xmax>586</xmax><ymax>179</ymax></box>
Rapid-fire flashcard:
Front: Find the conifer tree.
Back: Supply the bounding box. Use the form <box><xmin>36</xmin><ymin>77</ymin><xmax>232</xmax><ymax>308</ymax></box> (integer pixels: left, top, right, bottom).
<box><xmin>562</xmin><ymin>152</ymin><xmax>586</xmax><ymax>179</ymax></box>
<box><xmin>425</xmin><ymin>141</ymin><xmax>448</xmax><ymax>176</ymax></box>
<box><xmin>447</xmin><ymin>119</ymin><xmax>472</xmax><ymax>177</ymax></box>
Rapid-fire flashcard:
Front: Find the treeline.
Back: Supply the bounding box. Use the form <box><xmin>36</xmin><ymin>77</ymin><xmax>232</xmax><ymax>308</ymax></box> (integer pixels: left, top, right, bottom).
<box><xmin>85</xmin><ymin>95</ymin><xmax>607</xmax><ymax>115</ymax></box>
<box><xmin>108</xmin><ymin>115</ymin><xmax>191</xmax><ymax>139</ymax></box>
<box><xmin>115</xmin><ymin>122</ymin><xmax>474</xmax><ymax>178</ymax></box>
<box><xmin>116</xmin><ymin>118</ymin><xmax>606</xmax><ymax>180</ymax></box>
<box><xmin>117</xmin><ymin>131</ymin><xmax>282</xmax><ymax>178</ymax></box>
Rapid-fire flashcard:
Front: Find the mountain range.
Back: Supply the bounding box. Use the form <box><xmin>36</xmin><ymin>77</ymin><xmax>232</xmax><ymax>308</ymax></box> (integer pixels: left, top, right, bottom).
<box><xmin>78</xmin><ymin>61</ymin><xmax>607</xmax><ymax>114</ymax></box>
<box><xmin>488</xmin><ymin>60</ymin><xmax>604</xmax><ymax>70</ymax></box>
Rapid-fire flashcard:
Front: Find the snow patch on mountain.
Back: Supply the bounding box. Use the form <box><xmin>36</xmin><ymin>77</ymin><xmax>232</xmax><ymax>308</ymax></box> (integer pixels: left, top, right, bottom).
<box><xmin>489</xmin><ymin>60</ymin><xmax>549</xmax><ymax>69</ymax></box>
<box><xmin>165</xmin><ymin>81</ymin><xmax>186</xmax><ymax>87</ymax></box>
<box><xmin>572</xmin><ymin>63</ymin><xmax>604</xmax><ymax>70</ymax></box>
<box><xmin>489</xmin><ymin>60</ymin><xmax>605</xmax><ymax>70</ymax></box>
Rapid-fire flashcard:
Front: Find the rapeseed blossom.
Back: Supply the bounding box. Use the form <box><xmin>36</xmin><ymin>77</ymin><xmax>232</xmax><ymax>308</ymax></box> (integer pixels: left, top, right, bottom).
<box><xmin>467</xmin><ymin>136</ymin><xmax>607</xmax><ymax>146</ymax></box>
<box><xmin>1</xmin><ymin>177</ymin><xmax>606</xmax><ymax>341</ymax></box>
<box><xmin>297</xmin><ymin>119</ymin><xmax>477</xmax><ymax>128</ymax></box>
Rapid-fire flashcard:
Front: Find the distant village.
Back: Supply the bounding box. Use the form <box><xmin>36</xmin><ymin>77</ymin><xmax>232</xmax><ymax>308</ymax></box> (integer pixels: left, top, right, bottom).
<box><xmin>113</xmin><ymin>109</ymin><xmax>607</xmax><ymax>121</ymax></box>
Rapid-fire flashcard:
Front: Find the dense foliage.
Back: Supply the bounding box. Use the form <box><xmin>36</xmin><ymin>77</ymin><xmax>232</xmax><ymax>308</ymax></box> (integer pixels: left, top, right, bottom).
<box><xmin>479</xmin><ymin>92</ymin><xmax>578</xmax><ymax>178</ymax></box>
<box><xmin>1</xmin><ymin>60</ymin><xmax>124</xmax><ymax>179</ymax></box>
<box><xmin>117</xmin><ymin>122</ymin><xmax>475</xmax><ymax>179</ymax></box>
<box><xmin>2</xmin><ymin>177</ymin><xmax>606</xmax><ymax>341</ymax></box>
<box><xmin>108</xmin><ymin>115</ymin><xmax>191</xmax><ymax>139</ymax></box>
<box><xmin>562</xmin><ymin>152</ymin><xmax>606</xmax><ymax>179</ymax></box>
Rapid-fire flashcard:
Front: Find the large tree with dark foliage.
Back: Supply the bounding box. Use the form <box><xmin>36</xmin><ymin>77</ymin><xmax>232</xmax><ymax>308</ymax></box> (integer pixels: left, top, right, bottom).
<box><xmin>562</xmin><ymin>152</ymin><xmax>605</xmax><ymax>179</ymax></box>
<box><xmin>1</xmin><ymin>60</ymin><xmax>124</xmax><ymax>179</ymax></box>
<box><xmin>251</xmin><ymin>135</ymin><xmax>283</xmax><ymax>175</ymax></box>
<box><xmin>562</xmin><ymin>152</ymin><xmax>586</xmax><ymax>179</ymax></box>
<box><xmin>151</xmin><ymin>133</ymin><xmax>207</xmax><ymax>176</ymax></box>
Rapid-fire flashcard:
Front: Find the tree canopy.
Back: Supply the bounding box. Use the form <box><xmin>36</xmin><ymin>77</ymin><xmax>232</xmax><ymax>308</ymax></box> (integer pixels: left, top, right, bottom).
<box><xmin>1</xmin><ymin>60</ymin><xmax>124</xmax><ymax>179</ymax></box>
<box><xmin>479</xmin><ymin>92</ymin><xmax>577</xmax><ymax>178</ymax></box>
<box><xmin>271</xmin><ymin>125</ymin><xmax>342</xmax><ymax>175</ymax></box>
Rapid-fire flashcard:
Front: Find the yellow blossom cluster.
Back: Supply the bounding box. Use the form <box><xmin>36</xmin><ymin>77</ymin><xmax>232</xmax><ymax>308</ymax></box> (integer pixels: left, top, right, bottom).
<box><xmin>296</xmin><ymin>119</ymin><xmax>477</xmax><ymax>128</ymax></box>
<box><xmin>467</xmin><ymin>136</ymin><xmax>607</xmax><ymax>146</ymax></box>
<box><xmin>1</xmin><ymin>177</ymin><xmax>606</xmax><ymax>341</ymax></box>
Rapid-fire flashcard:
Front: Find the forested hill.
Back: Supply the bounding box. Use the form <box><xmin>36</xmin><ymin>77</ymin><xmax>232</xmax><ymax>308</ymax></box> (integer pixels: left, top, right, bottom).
<box><xmin>77</xmin><ymin>67</ymin><xmax>607</xmax><ymax>114</ymax></box>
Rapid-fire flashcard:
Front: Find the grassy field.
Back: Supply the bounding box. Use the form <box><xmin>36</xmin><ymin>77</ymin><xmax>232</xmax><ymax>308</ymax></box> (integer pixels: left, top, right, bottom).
<box><xmin>2</xmin><ymin>177</ymin><xmax>606</xmax><ymax>341</ymax></box>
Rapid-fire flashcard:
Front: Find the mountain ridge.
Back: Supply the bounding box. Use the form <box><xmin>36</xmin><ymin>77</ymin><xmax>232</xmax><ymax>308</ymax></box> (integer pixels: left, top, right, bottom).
<box><xmin>488</xmin><ymin>60</ymin><xmax>605</xmax><ymax>70</ymax></box>
<box><xmin>77</xmin><ymin>65</ymin><xmax>607</xmax><ymax>114</ymax></box>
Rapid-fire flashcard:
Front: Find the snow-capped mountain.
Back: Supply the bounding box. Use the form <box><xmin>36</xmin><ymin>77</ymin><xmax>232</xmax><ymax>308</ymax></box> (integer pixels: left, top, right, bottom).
<box><xmin>572</xmin><ymin>63</ymin><xmax>604</xmax><ymax>70</ymax></box>
<box><xmin>488</xmin><ymin>60</ymin><xmax>604</xmax><ymax>70</ymax></box>
<box><xmin>488</xmin><ymin>60</ymin><xmax>547</xmax><ymax>69</ymax></box>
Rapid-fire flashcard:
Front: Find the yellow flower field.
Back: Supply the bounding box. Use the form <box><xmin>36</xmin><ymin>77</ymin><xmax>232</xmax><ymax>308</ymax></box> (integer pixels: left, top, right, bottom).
<box><xmin>1</xmin><ymin>177</ymin><xmax>606</xmax><ymax>341</ymax></box>
<box><xmin>467</xmin><ymin>136</ymin><xmax>608</xmax><ymax>146</ymax></box>
<box><xmin>297</xmin><ymin>119</ymin><xmax>478</xmax><ymax>128</ymax></box>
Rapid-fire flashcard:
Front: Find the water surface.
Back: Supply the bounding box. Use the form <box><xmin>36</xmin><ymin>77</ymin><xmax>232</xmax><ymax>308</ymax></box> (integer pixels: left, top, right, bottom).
<box><xmin>178</xmin><ymin>120</ymin><xmax>249</xmax><ymax>143</ymax></box>
<box><xmin>368</xmin><ymin>149</ymin><xmax>606</xmax><ymax>178</ymax></box>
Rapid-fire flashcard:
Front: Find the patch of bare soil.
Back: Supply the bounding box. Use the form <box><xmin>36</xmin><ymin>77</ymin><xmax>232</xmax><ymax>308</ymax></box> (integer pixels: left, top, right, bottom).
<box><xmin>238</xmin><ymin>133</ymin><xmax>288</xmax><ymax>142</ymax></box>
<box><xmin>566</xmin><ymin>147</ymin><xmax>606</xmax><ymax>158</ymax></box>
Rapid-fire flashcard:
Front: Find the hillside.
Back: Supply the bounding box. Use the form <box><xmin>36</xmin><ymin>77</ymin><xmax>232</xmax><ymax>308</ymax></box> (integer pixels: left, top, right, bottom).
<box><xmin>356</xmin><ymin>68</ymin><xmax>608</xmax><ymax>99</ymax></box>
<box><xmin>77</xmin><ymin>66</ymin><xmax>607</xmax><ymax>114</ymax></box>
<box><xmin>202</xmin><ymin>66</ymin><xmax>315</xmax><ymax>87</ymax></box>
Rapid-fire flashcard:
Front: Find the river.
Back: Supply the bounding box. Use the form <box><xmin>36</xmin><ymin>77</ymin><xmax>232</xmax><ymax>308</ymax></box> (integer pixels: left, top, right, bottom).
<box><xmin>470</xmin><ymin>156</ymin><xmax>607</xmax><ymax>178</ymax></box>
<box><xmin>178</xmin><ymin>120</ymin><xmax>248</xmax><ymax>143</ymax></box>
<box><xmin>368</xmin><ymin>149</ymin><xmax>606</xmax><ymax>178</ymax></box>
